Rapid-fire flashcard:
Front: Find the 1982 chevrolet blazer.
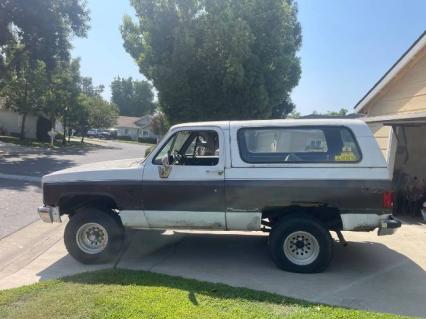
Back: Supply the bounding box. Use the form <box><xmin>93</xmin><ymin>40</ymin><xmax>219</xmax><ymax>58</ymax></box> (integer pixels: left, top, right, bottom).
<box><xmin>38</xmin><ymin>119</ymin><xmax>401</xmax><ymax>273</ymax></box>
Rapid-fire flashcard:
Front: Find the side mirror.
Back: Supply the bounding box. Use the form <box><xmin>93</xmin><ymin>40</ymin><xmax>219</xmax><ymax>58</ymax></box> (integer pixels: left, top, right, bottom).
<box><xmin>158</xmin><ymin>154</ymin><xmax>172</xmax><ymax>178</ymax></box>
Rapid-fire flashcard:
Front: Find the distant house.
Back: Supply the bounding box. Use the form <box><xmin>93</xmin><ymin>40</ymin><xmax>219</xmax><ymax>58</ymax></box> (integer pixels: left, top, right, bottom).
<box><xmin>0</xmin><ymin>101</ymin><xmax>53</xmax><ymax>140</ymax></box>
<box><xmin>115</xmin><ymin>115</ymin><xmax>158</xmax><ymax>141</ymax></box>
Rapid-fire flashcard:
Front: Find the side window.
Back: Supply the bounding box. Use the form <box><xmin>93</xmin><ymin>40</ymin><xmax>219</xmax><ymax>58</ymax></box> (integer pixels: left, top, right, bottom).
<box><xmin>153</xmin><ymin>130</ymin><xmax>220</xmax><ymax>166</ymax></box>
<box><xmin>238</xmin><ymin>126</ymin><xmax>361</xmax><ymax>163</ymax></box>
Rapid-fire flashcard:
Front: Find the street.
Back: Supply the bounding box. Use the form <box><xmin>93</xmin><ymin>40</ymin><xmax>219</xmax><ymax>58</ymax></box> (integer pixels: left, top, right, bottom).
<box><xmin>0</xmin><ymin>139</ymin><xmax>149</xmax><ymax>177</ymax></box>
<box><xmin>0</xmin><ymin>139</ymin><xmax>150</xmax><ymax>238</ymax></box>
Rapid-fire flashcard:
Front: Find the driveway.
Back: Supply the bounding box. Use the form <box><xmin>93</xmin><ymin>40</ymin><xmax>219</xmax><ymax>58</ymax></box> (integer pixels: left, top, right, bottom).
<box><xmin>0</xmin><ymin>140</ymin><xmax>150</xmax><ymax>238</ymax></box>
<box><xmin>0</xmin><ymin>220</ymin><xmax>425</xmax><ymax>318</ymax></box>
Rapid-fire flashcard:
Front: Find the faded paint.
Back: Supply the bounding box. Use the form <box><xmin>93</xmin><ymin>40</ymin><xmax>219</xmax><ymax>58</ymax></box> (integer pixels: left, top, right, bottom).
<box><xmin>144</xmin><ymin>211</ymin><xmax>226</xmax><ymax>230</ymax></box>
<box><xmin>341</xmin><ymin>213</ymin><xmax>392</xmax><ymax>231</ymax></box>
<box><xmin>226</xmin><ymin>212</ymin><xmax>261</xmax><ymax>231</ymax></box>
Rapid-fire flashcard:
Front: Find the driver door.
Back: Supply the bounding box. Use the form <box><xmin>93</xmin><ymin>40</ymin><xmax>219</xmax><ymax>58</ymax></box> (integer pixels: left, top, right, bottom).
<box><xmin>142</xmin><ymin>127</ymin><xmax>226</xmax><ymax>229</ymax></box>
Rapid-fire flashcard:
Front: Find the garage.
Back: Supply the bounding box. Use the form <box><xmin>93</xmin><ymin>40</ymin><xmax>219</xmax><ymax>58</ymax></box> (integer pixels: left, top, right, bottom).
<box><xmin>355</xmin><ymin>31</ymin><xmax>426</xmax><ymax>218</ymax></box>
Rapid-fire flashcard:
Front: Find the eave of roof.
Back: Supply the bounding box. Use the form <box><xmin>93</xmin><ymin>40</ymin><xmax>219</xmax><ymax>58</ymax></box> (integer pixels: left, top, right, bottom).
<box><xmin>362</xmin><ymin>111</ymin><xmax>426</xmax><ymax>123</ymax></box>
<box><xmin>354</xmin><ymin>31</ymin><xmax>426</xmax><ymax>113</ymax></box>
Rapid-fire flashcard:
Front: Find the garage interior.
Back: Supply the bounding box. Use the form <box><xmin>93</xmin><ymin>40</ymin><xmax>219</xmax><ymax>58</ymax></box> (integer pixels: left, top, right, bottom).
<box><xmin>386</xmin><ymin>122</ymin><xmax>426</xmax><ymax>217</ymax></box>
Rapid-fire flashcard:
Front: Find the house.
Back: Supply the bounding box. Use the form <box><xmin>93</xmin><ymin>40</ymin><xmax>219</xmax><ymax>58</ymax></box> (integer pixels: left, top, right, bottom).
<box><xmin>0</xmin><ymin>101</ymin><xmax>53</xmax><ymax>140</ymax></box>
<box><xmin>354</xmin><ymin>30</ymin><xmax>426</xmax><ymax>214</ymax></box>
<box><xmin>115</xmin><ymin>115</ymin><xmax>158</xmax><ymax>141</ymax></box>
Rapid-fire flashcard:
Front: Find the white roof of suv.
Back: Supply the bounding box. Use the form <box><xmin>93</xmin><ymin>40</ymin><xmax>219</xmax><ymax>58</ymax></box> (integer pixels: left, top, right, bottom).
<box><xmin>172</xmin><ymin>119</ymin><xmax>372</xmax><ymax>136</ymax></box>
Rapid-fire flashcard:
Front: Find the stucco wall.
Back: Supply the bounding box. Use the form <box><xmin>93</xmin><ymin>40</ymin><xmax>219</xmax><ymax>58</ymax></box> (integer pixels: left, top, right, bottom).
<box><xmin>0</xmin><ymin>110</ymin><xmax>38</xmax><ymax>139</ymax></box>
<box><xmin>116</xmin><ymin>127</ymin><xmax>139</xmax><ymax>140</ymax></box>
<box><xmin>368</xmin><ymin>123</ymin><xmax>391</xmax><ymax>157</ymax></box>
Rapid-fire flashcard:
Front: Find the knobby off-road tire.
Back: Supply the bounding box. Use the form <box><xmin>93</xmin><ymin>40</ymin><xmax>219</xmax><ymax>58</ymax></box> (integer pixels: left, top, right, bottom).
<box><xmin>268</xmin><ymin>215</ymin><xmax>334</xmax><ymax>273</ymax></box>
<box><xmin>64</xmin><ymin>207</ymin><xmax>124</xmax><ymax>264</ymax></box>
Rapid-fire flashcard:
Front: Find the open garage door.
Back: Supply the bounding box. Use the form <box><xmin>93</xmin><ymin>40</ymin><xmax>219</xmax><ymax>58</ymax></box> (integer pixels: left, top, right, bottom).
<box><xmin>383</xmin><ymin>119</ymin><xmax>426</xmax><ymax>217</ymax></box>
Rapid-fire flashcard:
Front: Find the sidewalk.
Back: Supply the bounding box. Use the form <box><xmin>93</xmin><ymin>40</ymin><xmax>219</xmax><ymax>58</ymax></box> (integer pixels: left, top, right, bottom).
<box><xmin>0</xmin><ymin>141</ymin><xmax>43</xmax><ymax>156</ymax></box>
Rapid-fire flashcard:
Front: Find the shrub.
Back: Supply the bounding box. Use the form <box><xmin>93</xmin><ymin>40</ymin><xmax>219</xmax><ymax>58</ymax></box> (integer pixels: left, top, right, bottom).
<box><xmin>10</xmin><ymin>132</ymin><xmax>21</xmax><ymax>138</ymax></box>
<box><xmin>138</xmin><ymin>137</ymin><xmax>157</xmax><ymax>144</ymax></box>
<box><xmin>144</xmin><ymin>145</ymin><xmax>156</xmax><ymax>157</ymax></box>
<box><xmin>116</xmin><ymin>135</ymin><xmax>132</xmax><ymax>141</ymax></box>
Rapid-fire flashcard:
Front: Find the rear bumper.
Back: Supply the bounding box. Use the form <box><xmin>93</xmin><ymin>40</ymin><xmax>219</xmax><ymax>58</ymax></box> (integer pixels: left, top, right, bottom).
<box><xmin>341</xmin><ymin>213</ymin><xmax>401</xmax><ymax>235</ymax></box>
<box><xmin>38</xmin><ymin>205</ymin><xmax>62</xmax><ymax>223</ymax></box>
<box><xmin>378</xmin><ymin>216</ymin><xmax>401</xmax><ymax>236</ymax></box>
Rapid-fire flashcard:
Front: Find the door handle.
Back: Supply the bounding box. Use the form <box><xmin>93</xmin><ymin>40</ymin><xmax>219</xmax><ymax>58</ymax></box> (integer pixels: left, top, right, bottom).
<box><xmin>206</xmin><ymin>169</ymin><xmax>224</xmax><ymax>176</ymax></box>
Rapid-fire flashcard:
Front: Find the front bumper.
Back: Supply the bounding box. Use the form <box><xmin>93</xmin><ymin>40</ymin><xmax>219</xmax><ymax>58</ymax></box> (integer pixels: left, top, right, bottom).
<box><xmin>38</xmin><ymin>205</ymin><xmax>62</xmax><ymax>223</ymax></box>
<box><xmin>378</xmin><ymin>216</ymin><xmax>401</xmax><ymax>236</ymax></box>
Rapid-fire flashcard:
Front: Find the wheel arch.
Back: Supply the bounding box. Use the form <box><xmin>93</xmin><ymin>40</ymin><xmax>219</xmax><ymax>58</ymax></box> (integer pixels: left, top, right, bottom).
<box><xmin>59</xmin><ymin>193</ymin><xmax>119</xmax><ymax>216</ymax></box>
<box><xmin>261</xmin><ymin>205</ymin><xmax>343</xmax><ymax>231</ymax></box>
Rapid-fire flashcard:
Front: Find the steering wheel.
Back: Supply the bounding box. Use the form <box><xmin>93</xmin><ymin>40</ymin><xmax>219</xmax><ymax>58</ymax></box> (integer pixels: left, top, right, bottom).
<box><xmin>169</xmin><ymin>150</ymin><xmax>183</xmax><ymax>165</ymax></box>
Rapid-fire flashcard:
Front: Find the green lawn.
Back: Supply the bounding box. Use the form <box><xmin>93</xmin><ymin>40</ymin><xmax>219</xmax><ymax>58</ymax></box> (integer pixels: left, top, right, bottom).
<box><xmin>0</xmin><ymin>269</ymin><xmax>408</xmax><ymax>319</ymax></box>
<box><xmin>111</xmin><ymin>138</ymin><xmax>156</xmax><ymax>147</ymax></box>
<box><xmin>0</xmin><ymin>136</ymin><xmax>89</xmax><ymax>148</ymax></box>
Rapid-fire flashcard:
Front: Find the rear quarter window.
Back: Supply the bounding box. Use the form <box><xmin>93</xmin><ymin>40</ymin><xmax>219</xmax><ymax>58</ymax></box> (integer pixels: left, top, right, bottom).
<box><xmin>237</xmin><ymin>126</ymin><xmax>362</xmax><ymax>163</ymax></box>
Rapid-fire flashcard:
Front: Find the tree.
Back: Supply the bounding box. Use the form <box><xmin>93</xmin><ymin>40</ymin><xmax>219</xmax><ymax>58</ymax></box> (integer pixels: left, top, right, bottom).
<box><xmin>308</xmin><ymin>108</ymin><xmax>349</xmax><ymax>117</ymax></box>
<box><xmin>286</xmin><ymin>110</ymin><xmax>301</xmax><ymax>119</ymax></box>
<box><xmin>0</xmin><ymin>48</ymin><xmax>48</xmax><ymax>139</ymax></box>
<box><xmin>41</xmin><ymin>58</ymin><xmax>117</xmax><ymax>144</ymax></box>
<box><xmin>44</xmin><ymin>59</ymin><xmax>82</xmax><ymax>144</ymax></box>
<box><xmin>121</xmin><ymin>0</ymin><xmax>301</xmax><ymax>124</ymax></box>
<box><xmin>326</xmin><ymin>108</ymin><xmax>348</xmax><ymax>116</ymax></box>
<box><xmin>81</xmin><ymin>77</ymin><xmax>104</xmax><ymax>97</ymax></box>
<box><xmin>150</xmin><ymin>110</ymin><xmax>169</xmax><ymax>139</ymax></box>
<box><xmin>88</xmin><ymin>97</ymin><xmax>119</xmax><ymax>129</ymax></box>
<box><xmin>272</xmin><ymin>94</ymin><xmax>296</xmax><ymax>118</ymax></box>
<box><xmin>111</xmin><ymin>77</ymin><xmax>155</xmax><ymax>116</ymax></box>
<box><xmin>0</xmin><ymin>0</ymin><xmax>89</xmax><ymax>140</ymax></box>
<box><xmin>70</xmin><ymin>94</ymin><xmax>119</xmax><ymax>143</ymax></box>
<box><xmin>0</xmin><ymin>0</ymin><xmax>89</xmax><ymax>74</ymax></box>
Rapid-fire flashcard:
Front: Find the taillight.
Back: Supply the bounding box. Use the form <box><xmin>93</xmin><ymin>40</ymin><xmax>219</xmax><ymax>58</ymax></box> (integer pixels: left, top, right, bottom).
<box><xmin>383</xmin><ymin>191</ymin><xmax>394</xmax><ymax>209</ymax></box>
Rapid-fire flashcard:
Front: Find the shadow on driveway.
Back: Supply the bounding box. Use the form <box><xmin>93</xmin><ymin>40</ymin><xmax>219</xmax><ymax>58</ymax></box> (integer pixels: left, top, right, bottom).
<box><xmin>36</xmin><ymin>230</ymin><xmax>426</xmax><ymax>317</ymax></box>
<box><xmin>0</xmin><ymin>142</ymin><xmax>119</xmax><ymax>176</ymax></box>
<box><xmin>0</xmin><ymin>155</ymin><xmax>76</xmax><ymax>177</ymax></box>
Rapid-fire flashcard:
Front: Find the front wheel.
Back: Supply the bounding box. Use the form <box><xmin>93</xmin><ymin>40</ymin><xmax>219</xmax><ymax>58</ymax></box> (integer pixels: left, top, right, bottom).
<box><xmin>64</xmin><ymin>207</ymin><xmax>124</xmax><ymax>264</ymax></box>
<box><xmin>268</xmin><ymin>215</ymin><xmax>333</xmax><ymax>273</ymax></box>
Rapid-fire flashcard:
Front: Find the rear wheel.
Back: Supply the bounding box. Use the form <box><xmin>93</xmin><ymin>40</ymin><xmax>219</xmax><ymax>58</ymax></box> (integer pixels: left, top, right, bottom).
<box><xmin>64</xmin><ymin>207</ymin><xmax>124</xmax><ymax>264</ymax></box>
<box><xmin>268</xmin><ymin>215</ymin><xmax>333</xmax><ymax>273</ymax></box>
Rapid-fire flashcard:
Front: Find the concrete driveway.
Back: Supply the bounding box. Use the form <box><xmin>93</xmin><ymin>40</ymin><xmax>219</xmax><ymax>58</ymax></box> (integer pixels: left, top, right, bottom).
<box><xmin>0</xmin><ymin>220</ymin><xmax>425</xmax><ymax>317</ymax></box>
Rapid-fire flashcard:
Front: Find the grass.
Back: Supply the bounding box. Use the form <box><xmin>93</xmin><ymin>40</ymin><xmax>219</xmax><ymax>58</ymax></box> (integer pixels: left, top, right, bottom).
<box><xmin>112</xmin><ymin>138</ymin><xmax>156</xmax><ymax>147</ymax></box>
<box><xmin>0</xmin><ymin>135</ymin><xmax>90</xmax><ymax>149</ymax></box>
<box><xmin>0</xmin><ymin>135</ymin><xmax>155</xmax><ymax>149</ymax></box>
<box><xmin>0</xmin><ymin>269</ymin><xmax>409</xmax><ymax>319</ymax></box>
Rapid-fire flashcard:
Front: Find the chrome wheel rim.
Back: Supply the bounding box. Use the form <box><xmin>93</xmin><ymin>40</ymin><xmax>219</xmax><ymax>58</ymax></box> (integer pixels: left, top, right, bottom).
<box><xmin>283</xmin><ymin>231</ymin><xmax>320</xmax><ymax>266</ymax></box>
<box><xmin>76</xmin><ymin>223</ymin><xmax>108</xmax><ymax>254</ymax></box>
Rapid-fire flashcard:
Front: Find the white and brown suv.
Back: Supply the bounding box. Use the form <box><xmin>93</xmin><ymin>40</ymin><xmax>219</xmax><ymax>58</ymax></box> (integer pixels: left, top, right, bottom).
<box><xmin>38</xmin><ymin>119</ymin><xmax>401</xmax><ymax>273</ymax></box>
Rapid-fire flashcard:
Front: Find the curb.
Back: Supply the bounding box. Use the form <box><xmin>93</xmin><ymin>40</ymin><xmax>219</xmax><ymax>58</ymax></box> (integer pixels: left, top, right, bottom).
<box><xmin>0</xmin><ymin>173</ymin><xmax>41</xmax><ymax>183</ymax></box>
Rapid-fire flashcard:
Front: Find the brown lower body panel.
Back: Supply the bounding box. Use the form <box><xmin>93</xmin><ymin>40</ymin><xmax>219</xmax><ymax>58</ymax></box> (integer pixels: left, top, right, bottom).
<box><xmin>43</xmin><ymin>179</ymin><xmax>391</xmax><ymax>214</ymax></box>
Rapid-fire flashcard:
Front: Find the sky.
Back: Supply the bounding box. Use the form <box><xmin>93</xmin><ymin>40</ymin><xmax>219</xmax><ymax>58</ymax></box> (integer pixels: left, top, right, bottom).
<box><xmin>72</xmin><ymin>0</ymin><xmax>426</xmax><ymax>115</ymax></box>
